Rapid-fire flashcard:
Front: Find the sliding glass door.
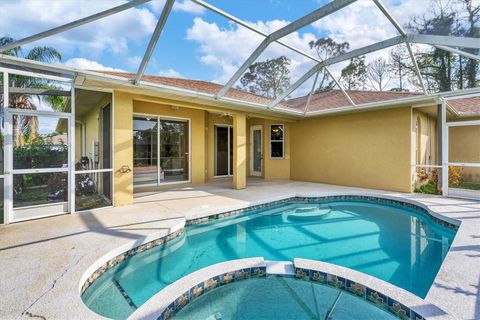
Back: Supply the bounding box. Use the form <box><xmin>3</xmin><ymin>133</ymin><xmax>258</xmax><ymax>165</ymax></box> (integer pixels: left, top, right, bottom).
<box><xmin>133</xmin><ymin>114</ymin><xmax>190</xmax><ymax>187</ymax></box>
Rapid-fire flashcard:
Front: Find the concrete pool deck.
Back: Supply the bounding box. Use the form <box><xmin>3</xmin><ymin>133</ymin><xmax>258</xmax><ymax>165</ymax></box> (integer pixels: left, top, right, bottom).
<box><xmin>0</xmin><ymin>179</ymin><xmax>478</xmax><ymax>320</ymax></box>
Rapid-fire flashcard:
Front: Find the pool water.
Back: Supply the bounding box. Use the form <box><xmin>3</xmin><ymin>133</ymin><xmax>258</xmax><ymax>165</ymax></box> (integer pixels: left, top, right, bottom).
<box><xmin>82</xmin><ymin>200</ymin><xmax>456</xmax><ymax>319</ymax></box>
<box><xmin>175</xmin><ymin>276</ymin><xmax>398</xmax><ymax>320</ymax></box>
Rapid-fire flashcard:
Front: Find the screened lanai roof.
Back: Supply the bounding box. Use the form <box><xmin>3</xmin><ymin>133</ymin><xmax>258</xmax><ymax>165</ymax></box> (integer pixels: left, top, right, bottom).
<box><xmin>102</xmin><ymin>71</ymin><xmax>480</xmax><ymax>116</ymax></box>
<box><xmin>0</xmin><ymin>0</ymin><xmax>479</xmax><ymax>116</ymax></box>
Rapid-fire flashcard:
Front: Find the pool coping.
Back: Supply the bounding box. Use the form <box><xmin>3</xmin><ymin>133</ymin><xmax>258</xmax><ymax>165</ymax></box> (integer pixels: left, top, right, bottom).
<box><xmin>127</xmin><ymin>257</ymin><xmax>452</xmax><ymax>320</ymax></box>
<box><xmin>186</xmin><ymin>193</ymin><xmax>460</xmax><ymax>230</ymax></box>
<box><xmin>294</xmin><ymin>259</ymin><xmax>451</xmax><ymax>320</ymax></box>
<box><xmin>79</xmin><ymin>193</ymin><xmax>463</xmax><ymax>319</ymax></box>
<box><xmin>128</xmin><ymin>258</ymin><xmax>267</xmax><ymax>320</ymax></box>
<box><xmin>79</xmin><ymin>219</ymin><xmax>186</xmax><ymax>295</ymax></box>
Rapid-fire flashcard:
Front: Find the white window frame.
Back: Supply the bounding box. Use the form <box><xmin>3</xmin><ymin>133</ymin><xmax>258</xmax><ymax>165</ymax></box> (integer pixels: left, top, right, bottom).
<box><xmin>269</xmin><ymin>124</ymin><xmax>285</xmax><ymax>159</ymax></box>
<box><xmin>133</xmin><ymin>112</ymin><xmax>191</xmax><ymax>188</ymax></box>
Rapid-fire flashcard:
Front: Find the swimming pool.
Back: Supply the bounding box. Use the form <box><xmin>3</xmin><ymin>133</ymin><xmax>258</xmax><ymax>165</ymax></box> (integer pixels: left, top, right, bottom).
<box><xmin>175</xmin><ymin>276</ymin><xmax>398</xmax><ymax>320</ymax></box>
<box><xmin>82</xmin><ymin>198</ymin><xmax>456</xmax><ymax>319</ymax></box>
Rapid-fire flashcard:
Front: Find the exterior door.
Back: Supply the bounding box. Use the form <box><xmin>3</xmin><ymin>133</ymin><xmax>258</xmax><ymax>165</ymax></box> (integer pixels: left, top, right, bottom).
<box><xmin>214</xmin><ymin>125</ymin><xmax>233</xmax><ymax>176</ymax></box>
<box><xmin>250</xmin><ymin>126</ymin><xmax>262</xmax><ymax>176</ymax></box>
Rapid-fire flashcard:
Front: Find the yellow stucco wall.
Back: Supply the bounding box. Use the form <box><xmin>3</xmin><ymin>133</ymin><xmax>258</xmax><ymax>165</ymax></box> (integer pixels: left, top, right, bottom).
<box><xmin>290</xmin><ymin>108</ymin><xmax>411</xmax><ymax>192</ymax></box>
<box><xmin>113</xmin><ymin>92</ymin><xmax>134</xmax><ymax>206</ymax></box>
<box><xmin>113</xmin><ymin>90</ymin><xmax>416</xmax><ymax>200</ymax></box>
<box><xmin>244</xmin><ymin>118</ymin><xmax>290</xmax><ymax>180</ymax></box>
<box><xmin>411</xmin><ymin>109</ymin><xmax>438</xmax><ymax>166</ymax></box>
<box><xmin>205</xmin><ymin>114</ymin><xmax>291</xmax><ymax>181</ymax></box>
<box><xmin>232</xmin><ymin>113</ymin><xmax>247</xmax><ymax>189</ymax></box>
<box><xmin>449</xmin><ymin>125</ymin><xmax>480</xmax><ymax>182</ymax></box>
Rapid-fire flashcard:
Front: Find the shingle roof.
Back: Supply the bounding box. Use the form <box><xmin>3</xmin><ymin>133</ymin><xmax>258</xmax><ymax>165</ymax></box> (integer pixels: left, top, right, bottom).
<box><xmin>101</xmin><ymin>71</ymin><xmax>273</xmax><ymax>105</ymax></box>
<box><xmin>98</xmin><ymin>71</ymin><xmax>479</xmax><ymax>116</ymax></box>
<box><xmin>447</xmin><ymin>97</ymin><xmax>480</xmax><ymax>116</ymax></box>
<box><xmin>282</xmin><ymin>89</ymin><xmax>421</xmax><ymax>112</ymax></box>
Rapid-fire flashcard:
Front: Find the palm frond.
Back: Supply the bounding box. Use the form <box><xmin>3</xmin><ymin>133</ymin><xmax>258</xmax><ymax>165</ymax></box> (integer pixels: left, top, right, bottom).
<box><xmin>25</xmin><ymin>46</ymin><xmax>61</xmax><ymax>63</ymax></box>
<box><xmin>0</xmin><ymin>36</ymin><xmax>21</xmax><ymax>56</ymax></box>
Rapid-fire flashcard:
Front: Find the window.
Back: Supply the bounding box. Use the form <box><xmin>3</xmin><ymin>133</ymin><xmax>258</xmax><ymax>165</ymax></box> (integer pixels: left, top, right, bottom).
<box><xmin>270</xmin><ymin>124</ymin><xmax>284</xmax><ymax>159</ymax></box>
<box><xmin>133</xmin><ymin>114</ymin><xmax>190</xmax><ymax>187</ymax></box>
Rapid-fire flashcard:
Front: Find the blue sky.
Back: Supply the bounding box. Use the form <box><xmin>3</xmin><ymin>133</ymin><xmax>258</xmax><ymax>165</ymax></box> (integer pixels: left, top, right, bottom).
<box><xmin>0</xmin><ymin>0</ymin><xmax>435</xmax><ymax>93</ymax></box>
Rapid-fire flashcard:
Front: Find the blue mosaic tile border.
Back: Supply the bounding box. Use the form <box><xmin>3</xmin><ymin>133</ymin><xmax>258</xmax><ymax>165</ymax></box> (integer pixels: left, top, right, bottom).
<box><xmin>156</xmin><ymin>265</ymin><xmax>425</xmax><ymax>320</ymax></box>
<box><xmin>157</xmin><ymin>266</ymin><xmax>267</xmax><ymax>320</ymax></box>
<box><xmin>186</xmin><ymin>195</ymin><xmax>458</xmax><ymax>231</ymax></box>
<box><xmin>80</xmin><ymin>228</ymin><xmax>184</xmax><ymax>295</ymax></box>
<box><xmin>294</xmin><ymin>266</ymin><xmax>426</xmax><ymax>320</ymax></box>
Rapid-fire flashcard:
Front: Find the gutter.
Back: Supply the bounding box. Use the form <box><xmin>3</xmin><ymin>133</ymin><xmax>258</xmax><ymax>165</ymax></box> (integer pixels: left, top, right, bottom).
<box><xmin>1</xmin><ymin>54</ymin><xmax>479</xmax><ymax>118</ymax></box>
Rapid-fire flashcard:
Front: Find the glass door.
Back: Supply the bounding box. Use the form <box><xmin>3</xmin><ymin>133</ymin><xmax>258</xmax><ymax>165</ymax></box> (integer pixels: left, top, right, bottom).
<box><xmin>250</xmin><ymin>125</ymin><xmax>263</xmax><ymax>176</ymax></box>
<box><xmin>214</xmin><ymin>125</ymin><xmax>233</xmax><ymax>176</ymax></box>
<box><xmin>4</xmin><ymin>71</ymin><xmax>73</xmax><ymax>222</ymax></box>
<box><xmin>159</xmin><ymin>118</ymin><xmax>189</xmax><ymax>183</ymax></box>
<box><xmin>133</xmin><ymin>114</ymin><xmax>190</xmax><ymax>187</ymax></box>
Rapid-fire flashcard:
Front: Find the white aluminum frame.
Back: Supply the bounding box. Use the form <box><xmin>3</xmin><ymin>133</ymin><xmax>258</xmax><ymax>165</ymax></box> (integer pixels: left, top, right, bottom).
<box><xmin>1</xmin><ymin>0</ymin><xmax>479</xmax><ymax>115</ymax></box>
<box><xmin>213</xmin><ymin>124</ymin><xmax>233</xmax><ymax>177</ymax></box>
<box><xmin>132</xmin><ymin>112</ymin><xmax>192</xmax><ymax>189</ymax></box>
<box><xmin>4</xmin><ymin>67</ymin><xmax>74</xmax><ymax>223</ymax></box>
<box><xmin>250</xmin><ymin>125</ymin><xmax>263</xmax><ymax>176</ymax></box>
<box><xmin>0</xmin><ymin>0</ymin><xmax>152</xmax><ymax>52</ymax></box>
<box><xmin>443</xmin><ymin>104</ymin><xmax>480</xmax><ymax>198</ymax></box>
<box><xmin>269</xmin><ymin>124</ymin><xmax>285</xmax><ymax>160</ymax></box>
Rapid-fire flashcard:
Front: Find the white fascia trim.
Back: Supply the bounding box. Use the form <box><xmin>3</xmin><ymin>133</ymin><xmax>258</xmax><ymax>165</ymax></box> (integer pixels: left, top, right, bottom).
<box><xmin>306</xmin><ymin>95</ymin><xmax>436</xmax><ymax>116</ymax></box>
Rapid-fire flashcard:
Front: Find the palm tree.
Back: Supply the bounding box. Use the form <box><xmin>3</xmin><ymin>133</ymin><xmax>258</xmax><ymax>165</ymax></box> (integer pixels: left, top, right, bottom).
<box><xmin>1</xmin><ymin>36</ymin><xmax>65</xmax><ymax>146</ymax></box>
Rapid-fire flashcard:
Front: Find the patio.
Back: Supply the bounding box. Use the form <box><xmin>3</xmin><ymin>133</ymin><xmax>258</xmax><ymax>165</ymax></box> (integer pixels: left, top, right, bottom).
<box><xmin>0</xmin><ymin>179</ymin><xmax>479</xmax><ymax>320</ymax></box>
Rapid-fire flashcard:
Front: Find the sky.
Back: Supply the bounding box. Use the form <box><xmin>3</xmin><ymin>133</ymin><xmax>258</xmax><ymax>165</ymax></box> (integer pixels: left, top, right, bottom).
<box><xmin>0</xmin><ymin>0</ymin><xmax>444</xmax><ymax>96</ymax></box>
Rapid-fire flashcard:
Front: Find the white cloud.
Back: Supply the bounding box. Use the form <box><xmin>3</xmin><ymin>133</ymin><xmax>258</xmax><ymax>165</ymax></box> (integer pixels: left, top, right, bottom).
<box><xmin>0</xmin><ymin>0</ymin><xmax>156</xmax><ymax>58</ymax></box>
<box><xmin>149</xmin><ymin>0</ymin><xmax>205</xmax><ymax>14</ymax></box>
<box><xmin>64</xmin><ymin>58</ymin><xmax>126</xmax><ymax>72</ymax></box>
<box><xmin>158</xmin><ymin>68</ymin><xmax>183</xmax><ymax>78</ymax></box>
<box><xmin>186</xmin><ymin>18</ymin><xmax>318</xmax><ymax>96</ymax></box>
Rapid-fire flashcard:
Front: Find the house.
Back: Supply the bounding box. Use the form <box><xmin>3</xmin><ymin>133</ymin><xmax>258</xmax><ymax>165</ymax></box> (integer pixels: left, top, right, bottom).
<box><xmin>1</xmin><ymin>58</ymin><xmax>478</xmax><ymax>223</ymax></box>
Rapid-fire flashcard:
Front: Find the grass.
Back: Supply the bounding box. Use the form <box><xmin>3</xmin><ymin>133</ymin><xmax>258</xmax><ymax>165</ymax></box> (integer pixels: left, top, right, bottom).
<box><xmin>414</xmin><ymin>181</ymin><xmax>441</xmax><ymax>195</ymax></box>
<box><xmin>453</xmin><ymin>181</ymin><xmax>480</xmax><ymax>191</ymax></box>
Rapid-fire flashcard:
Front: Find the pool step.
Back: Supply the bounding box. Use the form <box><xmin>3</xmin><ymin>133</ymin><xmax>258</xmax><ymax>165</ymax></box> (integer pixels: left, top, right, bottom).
<box><xmin>265</xmin><ymin>260</ymin><xmax>295</xmax><ymax>276</ymax></box>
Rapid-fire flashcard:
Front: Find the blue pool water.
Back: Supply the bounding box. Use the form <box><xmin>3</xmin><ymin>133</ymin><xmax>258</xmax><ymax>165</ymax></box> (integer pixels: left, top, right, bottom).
<box><xmin>175</xmin><ymin>276</ymin><xmax>398</xmax><ymax>320</ymax></box>
<box><xmin>82</xmin><ymin>200</ymin><xmax>456</xmax><ymax>319</ymax></box>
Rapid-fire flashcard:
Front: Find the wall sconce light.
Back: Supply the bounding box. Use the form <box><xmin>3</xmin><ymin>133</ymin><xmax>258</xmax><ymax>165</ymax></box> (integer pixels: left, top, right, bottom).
<box><xmin>119</xmin><ymin>165</ymin><xmax>132</xmax><ymax>173</ymax></box>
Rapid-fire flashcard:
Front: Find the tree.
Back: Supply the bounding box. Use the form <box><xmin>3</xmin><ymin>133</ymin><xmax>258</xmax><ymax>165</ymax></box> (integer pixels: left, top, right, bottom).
<box><xmin>340</xmin><ymin>56</ymin><xmax>367</xmax><ymax>90</ymax></box>
<box><xmin>367</xmin><ymin>58</ymin><xmax>392</xmax><ymax>91</ymax></box>
<box><xmin>405</xmin><ymin>0</ymin><xmax>480</xmax><ymax>92</ymax></box>
<box><xmin>388</xmin><ymin>45</ymin><xmax>412</xmax><ymax>91</ymax></box>
<box><xmin>309</xmin><ymin>38</ymin><xmax>349</xmax><ymax>91</ymax></box>
<box><xmin>0</xmin><ymin>36</ymin><xmax>64</xmax><ymax>146</ymax></box>
<box><xmin>406</xmin><ymin>0</ymin><xmax>458</xmax><ymax>92</ymax></box>
<box><xmin>239</xmin><ymin>56</ymin><xmax>291</xmax><ymax>99</ymax></box>
<box><xmin>458</xmin><ymin>0</ymin><xmax>480</xmax><ymax>88</ymax></box>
